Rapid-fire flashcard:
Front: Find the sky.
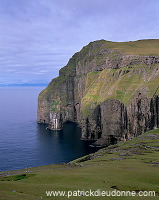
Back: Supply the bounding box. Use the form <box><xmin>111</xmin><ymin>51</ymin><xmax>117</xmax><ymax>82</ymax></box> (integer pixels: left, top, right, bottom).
<box><xmin>0</xmin><ymin>0</ymin><xmax>159</xmax><ymax>85</ymax></box>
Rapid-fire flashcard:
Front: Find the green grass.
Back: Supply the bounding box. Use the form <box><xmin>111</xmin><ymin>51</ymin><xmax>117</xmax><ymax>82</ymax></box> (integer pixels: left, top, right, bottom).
<box><xmin>50</xmin><ymin>98</ymin><xmax>61</xmax><ymax>112</ymax></box>
<box><xmin>39</xmin><ymin>39</ymin><xmax>159</xmax><ymax>116</ymax></box>
<box><xmin>81</xmin><ymin>64</ymin><xmax>159</xmax><ymax>117</ymax></box>
<box><xmin>88</xmin><ymin>39</ymin><xmax>159</xmax><ymax>56</ymax></box>
<box><xmin>1</xmin><ymin>129</ymin><xmax>159</xmax><ymax>200</ymax></box>
<box><xmin>0</xmin><ymin>174</ymin><xmax>36</xmax><ymax>182</ymax></box>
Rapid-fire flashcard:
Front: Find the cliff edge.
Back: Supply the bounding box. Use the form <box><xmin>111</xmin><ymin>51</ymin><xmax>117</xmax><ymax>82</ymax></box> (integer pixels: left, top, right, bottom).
<box><xmin>38</xmin><ymin>39</ymin><xmax>159</xmax><ymax>146</ymax></box>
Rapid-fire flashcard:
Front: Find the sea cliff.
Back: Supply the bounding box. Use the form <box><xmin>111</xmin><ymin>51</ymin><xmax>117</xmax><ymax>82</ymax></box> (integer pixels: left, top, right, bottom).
<box><xmin>38</xmin><ymin>39</ymin><xmax>159</xmax><ymax>146</ymax></box>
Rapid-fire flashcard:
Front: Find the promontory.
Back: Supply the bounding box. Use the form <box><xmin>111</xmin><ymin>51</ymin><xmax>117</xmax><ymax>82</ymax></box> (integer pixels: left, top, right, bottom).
<box><xmin>38</xmin><ymin>39</ymin><xmax>159</xmax><ymax>146</ymax></box>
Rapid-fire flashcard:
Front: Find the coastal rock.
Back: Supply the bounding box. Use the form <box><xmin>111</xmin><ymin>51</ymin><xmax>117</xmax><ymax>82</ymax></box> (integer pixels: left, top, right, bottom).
<box><xmin>38</xmin><ymin>39</ymin><xmax>159</xmax><ymax>146</ymax></box>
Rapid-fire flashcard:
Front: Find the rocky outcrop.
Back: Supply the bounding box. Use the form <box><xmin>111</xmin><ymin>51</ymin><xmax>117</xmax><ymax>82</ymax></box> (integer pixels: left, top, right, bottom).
<box><xmin>90</xmin><ymin>95</ymin><xmax>159</xmax><ymax>146</ymax></box>
<box><xmin>38</xmin><ymin>39</ymin><xmax>159</xmax><ymax>146</ymax></box>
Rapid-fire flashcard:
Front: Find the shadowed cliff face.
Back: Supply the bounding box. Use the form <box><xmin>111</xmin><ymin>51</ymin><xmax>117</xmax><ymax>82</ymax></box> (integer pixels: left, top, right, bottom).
<box><xmin>87</xmin><ymin>95</ymin><xmax>159</xmax><ymax>146</ymax></box>
<box><xmin>38</xmin><ymin>39</ymin><xmax>159</xmax><ymax>146</ymax></box>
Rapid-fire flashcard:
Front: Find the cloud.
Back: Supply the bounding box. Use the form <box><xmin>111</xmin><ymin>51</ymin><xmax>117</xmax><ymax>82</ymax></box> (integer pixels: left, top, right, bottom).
<box><xmin>0</xmin><ymin>0</ymin><xmax>159</xmax><ymax>84</ymax></box>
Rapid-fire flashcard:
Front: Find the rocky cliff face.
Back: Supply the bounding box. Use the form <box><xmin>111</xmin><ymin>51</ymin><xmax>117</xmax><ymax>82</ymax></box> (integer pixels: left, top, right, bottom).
<box><xmin>38</xmin><ymin>39</ymin><xmax>159</xmax><ymax>146</ymax></box>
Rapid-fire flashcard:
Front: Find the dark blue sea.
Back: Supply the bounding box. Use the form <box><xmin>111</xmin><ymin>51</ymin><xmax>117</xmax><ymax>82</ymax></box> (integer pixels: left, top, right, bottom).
<box><xmin>0</xmin><ymin>87</ymin><xmax>97</xmax><ymax>172</ymax></box>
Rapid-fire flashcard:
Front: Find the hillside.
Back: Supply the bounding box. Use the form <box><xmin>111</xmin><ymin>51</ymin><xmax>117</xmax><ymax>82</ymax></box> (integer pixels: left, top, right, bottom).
<box><xmin>88</xmin><ymin>39</ymin><xmax>159</xmax><ymax>56</ymax></box>
<box><xmin>38</xmin><ymin>39</ymin><xmax>159</xmax><ymax>146</ymax></box>
<box><xmin>0</xmin><ymin>129</ymin><xmax>159</xmax><ymax>199</ymax></box>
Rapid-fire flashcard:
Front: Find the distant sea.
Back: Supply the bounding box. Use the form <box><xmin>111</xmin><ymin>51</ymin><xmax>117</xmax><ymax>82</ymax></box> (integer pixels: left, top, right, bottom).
<box><xmin>0</xmin><ymin>87</ymin><xmax>97</xmax><ymax>172</ymax></box>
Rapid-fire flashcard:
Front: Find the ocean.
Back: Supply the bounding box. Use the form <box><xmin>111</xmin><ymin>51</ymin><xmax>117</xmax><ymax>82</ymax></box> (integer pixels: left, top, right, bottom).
<box><xmin>0</xmin><ymin>87</ymin><xmax>97</xmax><ymax>172</ymax></box>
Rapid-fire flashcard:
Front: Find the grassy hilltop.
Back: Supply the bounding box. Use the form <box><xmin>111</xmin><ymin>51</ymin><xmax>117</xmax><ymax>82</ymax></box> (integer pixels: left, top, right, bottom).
<box><xmin>80</xmin><ymin>39</ymin><xmax>159</xmax><ymax>116</ymax></box>
<box><xmin>0</xmin><ymin>129</ymin><xmax>159</xmax><ymax>200</ymax></box>
<box><xmin>91</xmin><ymin>39</ymin><xmax>159</xmax><ymax>56</ymax></box>
<box><xmin>39</xmin><ymin>39</ymin><xmax>159</xmax><ymax>117</ymax></box>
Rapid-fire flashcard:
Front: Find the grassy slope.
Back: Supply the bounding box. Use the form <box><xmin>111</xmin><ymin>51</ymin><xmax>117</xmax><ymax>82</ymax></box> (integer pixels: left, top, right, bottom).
<box><xmin>0</xmin><ymin>129</ymin><xmax>159</xmax><ymax>200</ymax></box>
<box><xmin>38</xmin><ymin>39</ymin><xmax>159</xmax><ymax>116</ymax></box>
<box><xmin>82</xmin><ymin>66</ymin><xmax>159</xmax><ymax>116</ymax></box>
<box><xmin>92</xmin><ymin>39</ymin><xmax>159</xmax><ymax>56</ymax></box>
<box><xmin>80</xmin><ymin>40</ymin><xmax>159</xmax><ymax>116</ymax></box>
<box><xmin>39</xmin><ymin>39</ymin><xmax>159</xmax><ymax>98</ymax></box>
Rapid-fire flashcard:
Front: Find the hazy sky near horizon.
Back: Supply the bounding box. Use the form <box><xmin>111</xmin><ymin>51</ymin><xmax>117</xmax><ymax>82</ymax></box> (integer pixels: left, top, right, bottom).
<box><xmin>0</xmin><ymin>0</ymin><xmax>159</xmax><ymax>85</ymax></box>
